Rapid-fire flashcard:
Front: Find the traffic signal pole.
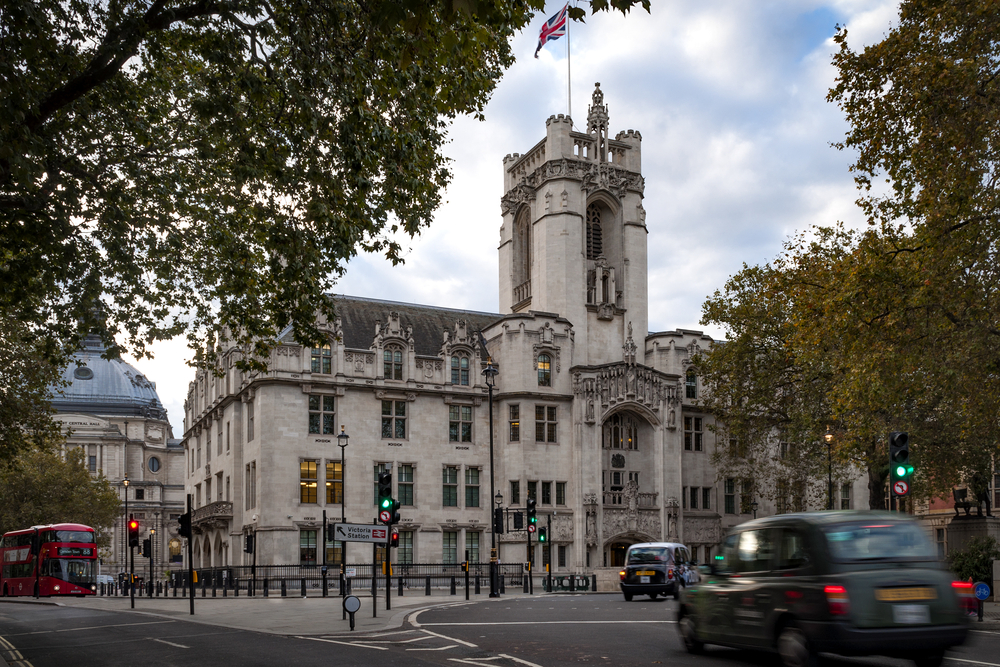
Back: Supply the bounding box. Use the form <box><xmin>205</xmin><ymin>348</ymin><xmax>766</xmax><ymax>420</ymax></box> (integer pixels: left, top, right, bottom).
<box><xmin>546</xmin><ymin>513</ymin><xmax>553</xmax><ymax>594</ymax></box>
<box><xmin>186</xmin><ymin>494</ymin><xmax>195</xmax><ymax>615</ymax></box>
<box><xmin>129</xmin><ymin>515</ymin><xmax>135</xmax><ymax>609</ymax></box>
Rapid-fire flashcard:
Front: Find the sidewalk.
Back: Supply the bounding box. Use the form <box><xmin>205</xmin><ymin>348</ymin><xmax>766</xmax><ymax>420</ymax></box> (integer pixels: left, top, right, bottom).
<box><xmin>1</xmin><ymin>588</ymin><xmax>543</xmax><ymax>637</ymax></box>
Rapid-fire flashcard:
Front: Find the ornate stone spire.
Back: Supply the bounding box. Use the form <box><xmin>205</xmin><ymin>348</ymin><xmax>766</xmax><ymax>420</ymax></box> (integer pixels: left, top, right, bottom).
<box><xmin>587</xmin><ymin>82</ymin><xmax>610</xmax><ymax>161</ymax></box>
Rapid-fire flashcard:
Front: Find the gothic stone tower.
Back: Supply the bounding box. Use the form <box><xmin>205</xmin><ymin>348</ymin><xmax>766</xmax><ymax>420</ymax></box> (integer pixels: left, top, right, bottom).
<box><xmin>498</xmin><ymin>83</ymin><xmax>648</xmax><ymax>366</ymax></box>
<box><xmin>488</xmin><ymin>85</ymin><xmax>681</xmax><ymax>576</ymax></box>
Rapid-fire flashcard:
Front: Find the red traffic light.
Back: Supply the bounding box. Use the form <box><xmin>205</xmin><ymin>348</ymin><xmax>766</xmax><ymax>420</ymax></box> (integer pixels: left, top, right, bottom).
<box><xmin>129</xmin><ymin>520</ymin><xmax>138</xmax><ymax>530</ymax></box>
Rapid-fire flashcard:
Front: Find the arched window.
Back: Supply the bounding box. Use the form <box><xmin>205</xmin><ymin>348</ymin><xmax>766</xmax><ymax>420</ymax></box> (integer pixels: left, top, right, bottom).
<box><xmin>537</xmin><ymin>354</ymin><xmax>551</xmax><ymax>387</ymax></box>
<box><xmin>686</xmin><ymin>370</ymin><xmax>697</xmax><ymax>399</ymax></box>
<box><xmin>384</xmin><ymin>346</ymin><xmax>403</xmax><ymax>380</ymax></box>
<box><xmin>604</xmin><ymin>414</ymin><xmax>639</xmax><ymax>450</ymax></box>
<box><xmin>451</xmin><ymin>354</ymin><xmax>470</xmax><ymax>385</ymax></box>
<box><xmin>513</xmin><ymin>208</ymin><xmax>531</xmax><ymax>288</ymax></box>
<box><xmin>586</xmin><ymin>203</ymin><xmax>603</xmax><ymax>260</ymax></box>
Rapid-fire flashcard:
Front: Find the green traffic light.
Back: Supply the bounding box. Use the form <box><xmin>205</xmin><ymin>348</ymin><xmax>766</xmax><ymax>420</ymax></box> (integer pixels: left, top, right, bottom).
<box><xmin>380</xmin><ymin>498</ymin><xmax>391</xmax><ymax>509</ymax></box>
<box><xmin>895</xmin><ymin>465</ymin><xmax>906</xmax><ymax>478</ymax></box>
<box><xmin>907</xmin><ymin>466</ymin><xmax>914</xmax><ymax>474</ymax></box>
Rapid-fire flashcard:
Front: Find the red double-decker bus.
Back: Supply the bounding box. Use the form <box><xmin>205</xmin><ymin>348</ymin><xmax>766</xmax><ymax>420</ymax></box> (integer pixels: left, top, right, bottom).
<box><xmin>1</xmin><ymin>523</ymin><xmax>98</xmax><ymax>597</ymax></box>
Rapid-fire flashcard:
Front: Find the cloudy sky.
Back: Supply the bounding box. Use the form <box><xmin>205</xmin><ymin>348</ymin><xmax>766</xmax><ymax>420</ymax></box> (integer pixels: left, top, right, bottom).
<box><xmin>135</xmin><ymin>0</ymin><xmax>900</xmax><ymax>437</ymax></box>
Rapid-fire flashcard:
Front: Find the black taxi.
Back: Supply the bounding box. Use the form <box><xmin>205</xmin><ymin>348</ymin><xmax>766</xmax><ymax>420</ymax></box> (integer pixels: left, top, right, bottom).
<box><xmin>677</xmin><ymin>511</ymin><xmax>972</xmax><ymax>667</ymax></box>
<box><xmin>620</xmin><ymin>542</ymin><xmax>691</xmax><ymax>601</ymax></box>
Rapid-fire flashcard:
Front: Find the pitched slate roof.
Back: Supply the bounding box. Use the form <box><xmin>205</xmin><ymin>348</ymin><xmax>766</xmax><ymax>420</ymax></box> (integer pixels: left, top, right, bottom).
<box><xmin>328</xmin><ymin>295</ymin><xmax>501</xmax><ymax>357</ymax></box>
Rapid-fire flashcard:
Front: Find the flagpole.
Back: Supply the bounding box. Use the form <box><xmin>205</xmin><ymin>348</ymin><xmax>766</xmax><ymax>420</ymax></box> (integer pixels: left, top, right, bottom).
<box><xmin>566</xmin><ymin>3</ymin><xmax>572</xmax><ymax>122</ymax></box>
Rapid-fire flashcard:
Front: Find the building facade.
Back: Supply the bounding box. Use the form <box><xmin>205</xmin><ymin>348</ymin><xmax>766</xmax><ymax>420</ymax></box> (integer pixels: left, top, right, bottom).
<box><xmin>181</xmin><ymin>84</ymin><xmax>867</xmax><ymax>576</ymax></box>
<box><xmin>51</xmin><ymin>333</ymin><xmax>186</xmax><ymax>578</ymax></box>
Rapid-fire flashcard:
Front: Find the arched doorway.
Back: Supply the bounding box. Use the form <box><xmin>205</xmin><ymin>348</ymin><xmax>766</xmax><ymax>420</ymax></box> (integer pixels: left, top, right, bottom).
<box><xmin>604</xmin><ymin>532</ymin><xmax>655</xmax><ymax>568</ymax></box>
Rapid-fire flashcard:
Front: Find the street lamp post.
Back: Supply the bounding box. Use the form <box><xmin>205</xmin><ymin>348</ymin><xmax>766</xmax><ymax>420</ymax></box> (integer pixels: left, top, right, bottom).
<box><xmin>122</xmin><ymin>475</ymin><xmax>129</xmax><ymax>595</ymax></box>
<box><xmin>751</xmin><ymin>499</ymin><xmax>758</xmax><ymax>520</ymax></box>
<box><xmin>825</xmin><ymin>427</ymin><xmax>835</xmax><ymax>511</ymax></box>
<box><xmin>337</xmin><ymin>427</ymin><xmax>349</xmax><ymax>613</ymax></box>
<box><xmin>483</xmin><ymin>357</ymin><xmax>499</xmax><ymax>598</ymax></box>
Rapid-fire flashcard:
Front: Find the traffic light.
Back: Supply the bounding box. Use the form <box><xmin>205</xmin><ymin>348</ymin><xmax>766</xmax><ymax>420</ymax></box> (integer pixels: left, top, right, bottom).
<box><xmin>527</xmin><ymin>498</ymin><xmax>537</xmax><ymax>526</ymax></box>
<box><xmin>513</xmin><ymin>511</ymin><xmax>523</xmax><ymax>530</ymax></box>
<box><xmin>141</xmin><ymin>538</ymin><xmax>150</xmax><ymax>557</ymax></box>
<box><xmin>178</xmin><ymin>512</ymin><xmax>192</xmax><ymax>539</ymax></box>
<box><xmin>889</xmin><ymin>431</ymin><xmax>911</xmax><ymax>495</ymax></box>
<box><xmin>493</xmin><ymin>507</ymin><xmax>504</xmax><ymax>534</ymax></box>
<box><xmin>390</xmin><ymin>529</ymin><xmax>399</xmax><ymax>548</ymax></box>
<box><xmin>244</xmin><ymin>533</ymin><xmax>254</xmax><ymax>554</ymax></box>
<box><xmin>377</xmin><ymin>471</ymin><xmax>392</xmax><ymax>513</ymax></box>
<box><xmin>538</xmin><ymin>527</ymin><xmax>547</xmax><ymax>543</ymax></box>
<box><xmin>390</xmin><ymin>499</ymin><xmax>401</xmax><ymax>525</ymax></box>
<box><xmin>128</xmin><ymin>518</ymin><xmax>139</xmax><ymax>548</ymax></box>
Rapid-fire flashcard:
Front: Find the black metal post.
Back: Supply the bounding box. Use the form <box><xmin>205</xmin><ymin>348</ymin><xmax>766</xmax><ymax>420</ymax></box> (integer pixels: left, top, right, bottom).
<box><xmin>186</xmin><ymin>494</ymin><xmax>194</xmax><ymax>615</ymax></box>
<box><xmin>546</xmin><ymin>513</ymin><xmax>553</xmax><ymax>594</ymax></box>
<box><xmin>827</xmin><ymin>439</ymin><xmax>833</xmax><ymax>510</ymax></box>
<box><xmin>483</xmin><ymin>355</ymin><xmax>499</xmax><ymax>598</ymax></box>
<box><xmin>322</xmin><ymin>509</ymin><xmax>327</xmax><ymax>597</ymax></box>
<box><xmin>371</xmin><ymin>519</ymin><xmax>377</xmax><ymax>618</ymax></box>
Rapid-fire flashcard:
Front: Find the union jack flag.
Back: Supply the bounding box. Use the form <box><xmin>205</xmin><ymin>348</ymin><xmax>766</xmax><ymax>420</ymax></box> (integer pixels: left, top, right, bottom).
<box><xmin>534</xmin><ymin>3</ymin><xmax>569</xmax><ymax>58</ymax></box>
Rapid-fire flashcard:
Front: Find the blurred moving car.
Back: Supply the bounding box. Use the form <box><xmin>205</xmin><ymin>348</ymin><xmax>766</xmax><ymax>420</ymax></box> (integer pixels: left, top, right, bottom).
<box><xmin>677</xmin><ymin>511</ymin><xmax>972</xmax><ymax>667</ymax></box>
<box><xmin>620</xmin><ymin>542</ymin><xmax>693</xmax><ymax>601</ymax></box>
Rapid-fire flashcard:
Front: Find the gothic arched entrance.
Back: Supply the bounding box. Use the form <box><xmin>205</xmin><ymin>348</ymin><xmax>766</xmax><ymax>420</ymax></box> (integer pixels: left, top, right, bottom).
<box><xmin>604</xmin><ymin>532</ymin><xmax>654</xmax><ymax>568</ymax></box>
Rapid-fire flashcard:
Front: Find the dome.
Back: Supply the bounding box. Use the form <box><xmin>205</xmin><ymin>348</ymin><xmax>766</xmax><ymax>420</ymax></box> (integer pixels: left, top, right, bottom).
<box><xmin>50</xmin><ymin>334</ymin><xmax>168</xmax><ymax>420</ymax></box>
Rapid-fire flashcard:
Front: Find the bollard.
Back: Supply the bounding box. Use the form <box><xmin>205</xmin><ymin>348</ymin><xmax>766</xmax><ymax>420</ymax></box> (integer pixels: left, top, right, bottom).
<box><xmin>281</xmin><ymin>579</ymin><xmax>287</xmax><ymax>597</ymax></box>
<box><xmin>475</xmin><ymin>576</ymin><xmax>480</xmax><ymax>595</ymax></box>
<box><xmin>592</xmin><ymin>574</ymin><xmax>597</xmax><ymax>592</ymax></box>
<box><xmin>398</xmin><ymin>576</ymin><xmax>403</xmax><ymax>597</ymax></box>
<box><xmin>263</xmin><ymin>577</ymin><xmax>269</xmax><ymax>597</ymax></box>
<box><xmin>222</xmin><ymin>580</ymin><xmax>227</xmax><ymax>597</ymax></box>
<box><xmin>212</xmin><ymin>580</ymin><xmax>217</xmax><ymax>597</ymax></box>
<box><xmin>301</xmin><ymin>578</ymin><xmax>307</xmax><ymax>597</ymax></box>
<box><xmin>234</xmin><ymin>578</ymin><xmax>239</xmax><ymax>597</ymax></box>
<box><xmin>201</xmin><ymin>577</ymin><xmax>206</xmax><ymax>597</ymax></box>
<box><xmin>500</xmin><ymin>575</ymin><xmax>505</xmax><ymax>594</ymax></box>
<box><xmin>425</xmin><ymin>576</ymin><xmax>431</xmax><ymax>596</ymax></box>
<box><xmin>523</xmin><ymin>575</ymin><xmax>529</xmax><ymax>593</ymax></box>
<box><xmin>174</xmin><ymin>582</ymin><xmax>178</xmax><ymax>597</ymax></box>
<box><xmin>450</xmin><ymin>576</ymin><xmax>456</xmax><ymax>595</ymax></box>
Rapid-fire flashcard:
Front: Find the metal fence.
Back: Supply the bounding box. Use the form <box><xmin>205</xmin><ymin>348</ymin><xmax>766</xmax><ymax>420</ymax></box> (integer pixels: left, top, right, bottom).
<box><xmin>164</xmin><ymin>562</ymin><xmax>535</xmax><ymax>596</ymax></box>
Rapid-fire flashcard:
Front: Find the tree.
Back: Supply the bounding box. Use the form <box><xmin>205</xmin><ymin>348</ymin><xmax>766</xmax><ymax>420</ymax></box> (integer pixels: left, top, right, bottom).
<box><xmin>0</xmin><ymin>0</ymin><xmax>648</xmax><ymax>460</ymax></box>
<box><xmin>0</xmin><ymin>315</ymin><xmax>66</xmax><ymax>461</ymax></box>
<box><xmin>697</xmin><ymin>0</ymin><xmax>1000</xmax><ymax>509</ymax></box>
<box><xmin>1</xmin><ymin>0</ymin><xmax>649</xmax><ymax>369</ymax></box>
<box><xmin>947</xmin><ymin>536</ymin><xmax>1000</xmax><ymax>585</ymax></box>
<box><xmin>0</xmin><ymin>445</ymin><xmax>122</xmax><ymax>547</ymax></box>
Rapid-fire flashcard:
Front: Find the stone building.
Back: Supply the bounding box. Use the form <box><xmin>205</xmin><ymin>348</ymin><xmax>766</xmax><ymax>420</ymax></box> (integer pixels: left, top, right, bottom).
<box><xmin>181</xmin><ymin>84</ymin><xmax>865</xmax><ymax>578</ymax></box>
<box><xmin>50</xmin><ymin>333</ymin><xmax>186</xmax><ymax>578</ymax></box>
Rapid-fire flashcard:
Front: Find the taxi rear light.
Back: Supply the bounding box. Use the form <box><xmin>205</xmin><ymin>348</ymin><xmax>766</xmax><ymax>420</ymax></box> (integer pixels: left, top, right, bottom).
<box><xmin>619</xmin><ymin>570</ymin><xmax>626</xmax><ymax>582</ymax></box>
<box><xmin>667</xmin><ymin>568</ymin><xmax>674</xmax><ymax>580</ymax></box>
<box><xmin>952</xmin><ymin>581</ymin><xmax>977</xmax><ymax>615</ymax></box>
<box><xmin>824</xmin><ymin>584</ymin><xmax>849</xmax><ymax>616</ymax></box>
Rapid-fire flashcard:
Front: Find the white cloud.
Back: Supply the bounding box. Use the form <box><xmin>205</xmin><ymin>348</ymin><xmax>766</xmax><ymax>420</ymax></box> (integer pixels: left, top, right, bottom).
<box><xmin>140</xmin><ymin>0</ymin><xmax>900</xmax><ymax>435</ymax></box>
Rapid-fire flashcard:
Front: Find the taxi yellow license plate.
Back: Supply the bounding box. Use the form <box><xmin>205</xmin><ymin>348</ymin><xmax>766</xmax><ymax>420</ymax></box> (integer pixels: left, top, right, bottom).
<box><xmin>636</xmin><ymin>571</ymin><xmax>655</xmax><ymax>576</ymax></box>
<box><xmin>874</xmin><ymin>587</ymin><xmax>937</xmax><ymax>602</ymax></box>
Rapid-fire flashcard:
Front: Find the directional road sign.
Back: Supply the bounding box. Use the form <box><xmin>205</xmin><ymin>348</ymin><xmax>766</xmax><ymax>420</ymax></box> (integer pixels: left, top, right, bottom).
<box><xmin>332</xmin><ymin>523</ymin><xmax>389</xmax><ymax>544</ymax></box>
<box><xmin>974</xmin><ymin>582</ymin><xmax>991</xmax><ymax>601</ymax></box>
<box><xmin>893</xmin><ymin>480</ymin><xmax>909</xmax><ymax>496</ymax></box>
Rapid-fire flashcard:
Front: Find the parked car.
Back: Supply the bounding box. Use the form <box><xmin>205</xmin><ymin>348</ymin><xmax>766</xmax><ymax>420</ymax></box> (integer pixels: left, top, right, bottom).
<box><xmin>620</xmin><ymin>542</ymin><xmax>692</xmax><ymax>601</ymax></box>
<box><xmin>677</xmin><ymin>511</ymin><xmax>973</xmax><ymax>667</ymax></box>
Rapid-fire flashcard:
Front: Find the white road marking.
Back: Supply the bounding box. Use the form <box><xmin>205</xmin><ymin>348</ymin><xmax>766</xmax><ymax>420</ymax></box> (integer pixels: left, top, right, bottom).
<box><xmin>499</xmin><ymin>654</ymin><xmax>545</xmax><ymax>667</ymax></box>
<box><xmin>419</xmin><ymin>628</ymin><xmax>478</xmax><ymax>647</ymax></box>
<box><xmin>947</xmin><ymin>659</ymin><xmax>1000</xmax><ymax>667</ymax></box>
<box><xmin>406</xmin><ymin>644</ymin><xmax>458</xmax><ymax>651</ymax></box>
<box><xmin>7</xmin><ymin>620</ymin><xmax>174</xmax><ymax>637</ymax></box>
<box><xmin>420</xmin><ymin>620</ymin><xmax>675</xmax><ymax>626</ymax></box>
<box><xmin>151</xmin><ymin>638</ymin><xmax>189</xmax><ymax>649</ymax></box>
<box><xmin>297</xmin><ymin>636</ymin><xmax>387</xmax><ymax>651</ymax></box>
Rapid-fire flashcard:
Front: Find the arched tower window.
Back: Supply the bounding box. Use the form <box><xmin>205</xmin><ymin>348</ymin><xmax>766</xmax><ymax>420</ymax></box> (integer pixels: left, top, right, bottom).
<box><xmin>537</xmin><ymin>354</ymin><xmax>551</xmax><ymax>387</ymax></box>
<box><xmin>451</xmin><ymin>354</ymin><xmax>470</xmax><ymax>386</ymax></box>
<box><xmin>686</xmin><ymin>370</ymin><xmax>697</xmax><ymax>399</ymax></box>
<box><xmin>513</xmin><ymin>208</ymin><xmax>531</xmax><ymax>299</ymax></box>
<box><xmin>586</xmin><ymin>203</ymin><xmax>603</xmax><ymax>260</ymax></box>
<box><xmin>383</xmin><ymin>346</ymin><xmax>403</xmax><ymax>380</ymax></box>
